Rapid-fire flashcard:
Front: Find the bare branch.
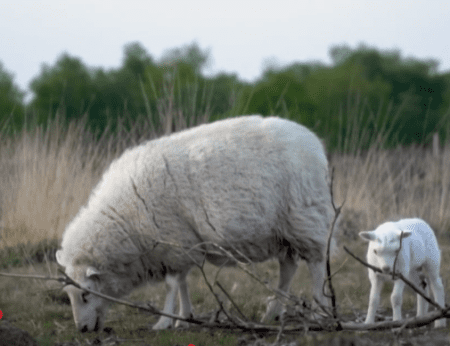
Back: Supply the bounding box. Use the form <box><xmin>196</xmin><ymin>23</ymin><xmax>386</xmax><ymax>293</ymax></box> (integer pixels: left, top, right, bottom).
<box><xmin>0</xmin><ymin>271</ymin><xmax>67</xmax><ymax>283</ymax></box>
<box><xmin>193</xmin><ymin>258</ymin><xmax>236</xmax><ymax>324</ymax></box>
<box><xmin>324</xmin><ymin>167</ymin><xmax>343</xmax><ymax>327</ymax></box>
<box><xmin>392</xmin><ymin>230</ymin><xmax>403</xmax><ymax>280</ymax></box>
<box><xmin>215</xmin><ymin>281</ymin><xmax>248</xmax><ymax>322</ymax></box>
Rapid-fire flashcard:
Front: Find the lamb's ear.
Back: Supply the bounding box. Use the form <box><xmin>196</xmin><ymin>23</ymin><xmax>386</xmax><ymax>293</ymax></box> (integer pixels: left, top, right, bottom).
<box><xmin>56</xmin><ymin>250</ymin><xmax>65</xmax><ymax>266</ymax></box>
<box><xmin>86</xmin><ymin>267</ymin><xmax>102</xmax><ymax>279</ymax></box>
<box><xmin>359</xmin><ymin>231</ymin><xmax>376</xmax><ymax>242</ymax></box>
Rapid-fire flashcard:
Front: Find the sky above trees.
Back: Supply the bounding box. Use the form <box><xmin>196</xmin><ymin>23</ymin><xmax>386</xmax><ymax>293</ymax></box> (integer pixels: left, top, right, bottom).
<box><xmin>1</xmin><ymin>0</ymin><xmax>449</xmax><ymax>99</ymax></box>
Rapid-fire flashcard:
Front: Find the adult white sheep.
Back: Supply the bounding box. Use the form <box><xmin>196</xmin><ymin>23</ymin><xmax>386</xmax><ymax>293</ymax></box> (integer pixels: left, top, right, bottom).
<box><xmin>359</xmin><ymin>218</ymin><xmax>446</xmax><ymax>328</ymax></box>
<box><xmin>56</xmin><ymin>115</ymin><xmax>334</xmax><ymax>332</ymax></box>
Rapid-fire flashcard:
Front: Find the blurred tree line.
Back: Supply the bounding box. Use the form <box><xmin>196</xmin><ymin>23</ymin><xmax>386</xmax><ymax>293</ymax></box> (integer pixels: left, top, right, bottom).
<box><xmin>1</xmin><ymin>42</ymin><xmax>450</xmax><ymax>151</ymax></box>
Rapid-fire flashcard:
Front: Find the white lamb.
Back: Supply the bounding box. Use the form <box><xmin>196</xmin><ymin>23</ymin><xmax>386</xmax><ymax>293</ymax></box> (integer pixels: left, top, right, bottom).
<box><xmin>359</xmin><ymin>218</ymin><xmax>446</xmax><ymax>328</ymax></box>
<box><xmin>56</xmin><ymin>115</ymin><xmax>335</xmax><ymax>332</ymax></box>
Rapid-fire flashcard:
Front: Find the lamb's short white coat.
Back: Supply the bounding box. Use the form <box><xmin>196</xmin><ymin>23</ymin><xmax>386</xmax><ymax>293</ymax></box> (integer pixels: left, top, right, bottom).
<box><xmin>359</xmin><ymin>218</ymin><xmax>446</xmax><ymax>328</ymax></box>
<box><xmin>56</xmin><ymin>115</ymin><xmax>334</xmax><ymax>332</ymax></box>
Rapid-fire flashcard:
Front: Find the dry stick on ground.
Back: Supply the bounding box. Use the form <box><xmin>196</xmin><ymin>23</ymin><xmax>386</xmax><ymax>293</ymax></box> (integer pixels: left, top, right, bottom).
<box><xmin>4</xmin><ymin>269</ymin><xmax>449</xmax><ymax>332</ymax></box>
<box><xmin>324</xmin><ymin>167</ymin><xmax>344</xmax><ymax>326</ymax></box>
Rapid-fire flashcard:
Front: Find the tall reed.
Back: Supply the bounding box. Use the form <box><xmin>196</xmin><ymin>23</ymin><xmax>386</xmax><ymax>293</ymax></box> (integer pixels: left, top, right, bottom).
<box><xmin>0</xmin><ymin>74</ymin><xmax>212</xmax><ymax>254</ymax></box>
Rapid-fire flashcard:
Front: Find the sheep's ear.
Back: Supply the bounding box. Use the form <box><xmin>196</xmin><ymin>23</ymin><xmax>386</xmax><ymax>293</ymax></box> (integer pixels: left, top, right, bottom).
<box><xmin>359</xmin><ymin>231</ymin><xmax>376</xmax><ymax>242</ymax></box>
<box><xmin>398</xmin><ymin>229</ymin><xmax>412</xmax><ymax>239</ymax></box>
<box><xmin>56</xmin><ymin>250</ymin><xmax>65</xmax><ymax>266</ymax></box>
<box><xmin>86</xmin><ymin>267</ymin><xmax>101</xmax><ymax>279</ymax></box>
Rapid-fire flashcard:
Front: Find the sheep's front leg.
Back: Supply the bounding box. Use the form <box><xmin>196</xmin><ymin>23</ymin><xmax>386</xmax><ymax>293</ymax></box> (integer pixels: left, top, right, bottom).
<box><xmin>391</xmin><ymin>279</ymin><xmax>406</xmax><ymax>321</ymax></box>
<box><xmin>365</xmin><ymin>273</ymin><xmax>384</xmax><ymax>324</ymax></box>
<box><xmin>174</xmin><ymin>270</ymin><xmax>193</xmax><ymax>328</ymax></box>
<box><xmin>152</xmin><ymin>274</ymin><xmax>180</xmax><ymax>330</ymax></box>
<box><xmin>307</xmin><ymin>259</ymin><xmax>329</xmax><ymax>308</ymax></box>
<box><xmin>261</xmin><ymin>253</ymin><xmax>298</xmax><ymax>322</ymax></box>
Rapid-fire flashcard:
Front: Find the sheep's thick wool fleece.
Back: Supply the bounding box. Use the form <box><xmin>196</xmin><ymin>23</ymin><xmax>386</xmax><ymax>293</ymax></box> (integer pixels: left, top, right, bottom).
<box><xmin>57</xmin><ymin>115</ymin><xmax>334</xmax><ymax>285</ymax></box>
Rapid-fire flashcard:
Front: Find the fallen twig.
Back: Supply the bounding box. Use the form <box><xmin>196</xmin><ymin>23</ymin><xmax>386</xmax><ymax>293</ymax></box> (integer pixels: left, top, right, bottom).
<box><xmin>2</xmin><ymin>267</ymin><xmax>449</xmax><ymax>332</ymax></box>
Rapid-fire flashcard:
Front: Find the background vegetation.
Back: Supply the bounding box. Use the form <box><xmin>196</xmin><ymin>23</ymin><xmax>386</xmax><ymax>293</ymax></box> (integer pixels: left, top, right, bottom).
<box><xmin>1</xmin><ymin>41</ymin><xmax>450</xmax><ymax>151</ymax></box>
<box><xmin>1</xmin><ymin>42</ymin><xmax>450</xmax><ymax>345</ymax></box>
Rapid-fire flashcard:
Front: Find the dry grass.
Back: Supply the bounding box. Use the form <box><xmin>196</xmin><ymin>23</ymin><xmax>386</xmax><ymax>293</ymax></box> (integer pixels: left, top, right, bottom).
<box><xmin>1</xmin><ymin>113</ymin><xmax>450</xmax><ymax>344</ymax></box>
<box><xmin>332</xmin><ymin>144</ymin><xmax>450</xmax><ymax>237</ymax></box>
<box><xmin>0</xmin><ymin>118</ymin><xmax>110</xmax><ymax>250</ymax></box>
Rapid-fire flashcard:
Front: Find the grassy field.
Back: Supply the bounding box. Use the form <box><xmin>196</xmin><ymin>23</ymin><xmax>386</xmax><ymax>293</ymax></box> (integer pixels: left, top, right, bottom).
<box><xmin>1</xmin><ymin>114</ymin><xmax>450</xmax><ymax>345</ymax></box>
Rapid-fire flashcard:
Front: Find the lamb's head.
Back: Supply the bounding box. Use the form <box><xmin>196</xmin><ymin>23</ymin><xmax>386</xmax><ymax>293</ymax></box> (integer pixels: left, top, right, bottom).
<box><xmin>56</xmin><ymin>250</ymin><xmax>111</xmax><ymax>333</ymax></box>
<box><xmin>359</xmin><ymin>222</ymin><xmax>412</xmax><ymax>274</ymax></box>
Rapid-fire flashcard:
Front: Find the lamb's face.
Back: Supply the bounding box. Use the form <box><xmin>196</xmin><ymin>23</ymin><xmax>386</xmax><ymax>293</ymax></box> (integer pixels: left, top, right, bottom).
<box><xmin>359</xmin><ymin>224</ymin><xmax>412</xmax><ymax>274</ymax></box>
<box><xmin>367</xmin><ymin>236</ymin><xmax>401</xmax><ymax>273</ymax></box>
<box><xmin>62</xmin><ymin>266</ymin><xmax>110</xmax><ymax>333</ymax></box>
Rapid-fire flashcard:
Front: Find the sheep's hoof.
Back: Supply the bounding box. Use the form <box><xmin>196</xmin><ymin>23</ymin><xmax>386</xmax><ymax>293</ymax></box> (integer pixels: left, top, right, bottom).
<box><xmin>261</xmin><ymin>296</ymin><xmax>283</xmax><ymax>323</ymax></box>
<box><xmin>434</xmin><ymin>319</ymin><xmax>447</xmax><ymax>329</ymax></box>
<box><xmin>152</xmin><ymin>318</ymin><xmax>173</xmax><ymax>330</ymax></box>
<box><xmin>175</xmin><ymin>320</ymin><xmax>190</xmax><ymax>328</ymax></box>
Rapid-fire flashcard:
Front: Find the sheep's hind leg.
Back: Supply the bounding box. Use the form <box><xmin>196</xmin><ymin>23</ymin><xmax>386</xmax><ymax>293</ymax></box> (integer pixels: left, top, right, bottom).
<box><xmin>261</xmin><ymin>252</ymin><xmax>298</xmax><ymax>323</ymax></box>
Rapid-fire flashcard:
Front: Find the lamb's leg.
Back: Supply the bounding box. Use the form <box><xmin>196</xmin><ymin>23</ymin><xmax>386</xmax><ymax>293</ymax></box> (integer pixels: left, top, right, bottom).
<box><xmin>365</xmin><ymin>274</ymin><xmax>384</xmax><ymax>324</ymax></box>
<box><xmin>174</xmin><ymin>269</ymin><xmax>193</xmax><ymax>328</ymax></box>
<box><xmin>410</xmin><ymin>270</ymin><xmax>428</xmax><ymax>317</ymax></box>
<box><xmin>391</xmin><ymin>279</ymin><xmax>406</xmax><ymax>321</ymax></box>
<box><xmin>152</xmin><ymin>274</ymin><xmax>180</xmax><ymax>330</ymax></box>
<box><xmin>261</xmin><ymin>252</ymin><xmax>298</xmax><ymax>322</ymax></box>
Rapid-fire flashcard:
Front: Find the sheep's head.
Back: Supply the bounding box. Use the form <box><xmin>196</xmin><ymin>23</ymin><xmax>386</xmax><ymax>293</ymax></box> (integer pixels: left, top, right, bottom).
<box><xmin>56</xmin><ymin>250</ymin><xmax>110</xmax><ymax>333</ymax></box>
<box><xmin>359</xmin><ymin>223</ymin><xmax>412</xmax><ymax>274</ymax></box>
